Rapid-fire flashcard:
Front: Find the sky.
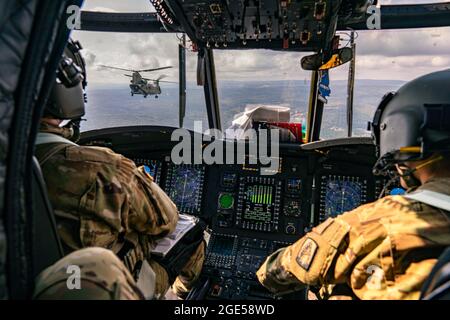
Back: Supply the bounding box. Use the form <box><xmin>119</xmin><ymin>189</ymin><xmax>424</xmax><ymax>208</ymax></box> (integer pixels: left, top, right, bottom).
<box><xmin>72</xmin><ymin>0</ymin><xmax>450</xmax><ymax>84</ymax></box>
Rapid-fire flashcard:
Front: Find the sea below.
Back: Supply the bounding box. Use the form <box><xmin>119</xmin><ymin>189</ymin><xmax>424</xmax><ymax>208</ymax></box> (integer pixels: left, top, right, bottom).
<box><xmin>83</xmin><ymin>79</ymin><xmax>405</xmax><ymax>140</ymax></box>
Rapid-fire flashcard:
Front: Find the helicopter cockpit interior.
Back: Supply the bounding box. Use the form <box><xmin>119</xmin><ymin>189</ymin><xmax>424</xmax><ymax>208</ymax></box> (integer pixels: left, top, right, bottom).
<box><xmin>2</xmin><ymin>0</ymin><xmax>449</xmax><ymax>301</ymax></box>
<box><xmin>60</xmin><ymin>0</ymin><xmax>450</xmax><ymax>300</ymax></box>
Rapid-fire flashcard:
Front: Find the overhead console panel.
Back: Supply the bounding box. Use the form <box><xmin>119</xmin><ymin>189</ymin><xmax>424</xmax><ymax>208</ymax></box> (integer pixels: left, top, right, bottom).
<box><xmin>164</xmin><ymin>0</ymin><xmax>342</xmax><ymax>51</ymax></box>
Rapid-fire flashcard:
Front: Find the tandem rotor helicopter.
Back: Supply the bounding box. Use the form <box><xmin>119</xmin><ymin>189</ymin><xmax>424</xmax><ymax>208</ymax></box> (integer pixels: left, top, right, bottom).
<box><xmin>98</xmin><ymin>65</ymin><xmax>176</xmax><ymax>98</ymax></box>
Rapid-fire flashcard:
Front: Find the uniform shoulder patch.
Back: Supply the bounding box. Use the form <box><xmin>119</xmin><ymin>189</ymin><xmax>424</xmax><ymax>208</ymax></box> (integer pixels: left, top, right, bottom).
<box><xmin>312</xmin><ymin>217</ymin><xmax>334</xmax><ymax>235</ymax></box>
<box><xmin>296</xmin><ymin>238</ymin><xmax>318</xmax><ymax>271</ymax></box>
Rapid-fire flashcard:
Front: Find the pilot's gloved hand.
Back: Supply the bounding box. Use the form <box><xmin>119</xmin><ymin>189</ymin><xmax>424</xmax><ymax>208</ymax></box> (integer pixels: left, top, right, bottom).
<box><xmin>155</xmin><ymin>219</ymin><xmax>206</xmax><ymax>281</ymax></box>
<box><xmin>172</xmin><ymin>240</ymin><xmax>206</xmax><ymax>299</ymax></box>
<box><xmin>145</xmin><ymin>259</ymin><xmax>171</xmax><ymax>299</ymax></box>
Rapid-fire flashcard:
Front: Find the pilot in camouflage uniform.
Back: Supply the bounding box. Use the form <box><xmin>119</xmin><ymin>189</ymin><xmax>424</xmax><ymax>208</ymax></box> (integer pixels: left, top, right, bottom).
<box><xmin>257</xmin><ymin>69</ymin><xmax>450</xmax><ymax>300</ymax></box>
<box><xmin>34</xmin><ymin>39</ymin><xmax>205</xmax><ymax>299</ymax></box>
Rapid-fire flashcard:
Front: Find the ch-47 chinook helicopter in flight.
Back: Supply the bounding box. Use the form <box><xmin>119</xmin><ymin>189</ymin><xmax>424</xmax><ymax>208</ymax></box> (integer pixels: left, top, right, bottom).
<box><xmin>99</xmin><ymin>65</ymin><xmax>176</xmax><ymax>98</ymax></box>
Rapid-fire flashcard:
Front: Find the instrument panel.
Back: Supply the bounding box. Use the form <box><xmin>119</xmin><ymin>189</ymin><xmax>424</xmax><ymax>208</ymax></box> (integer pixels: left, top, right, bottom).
<box><xmin>80</xmin><ymin>128</ymin><xmax>396</xmax><ymax>300</ymax></box>
<box><xmin>165</xmin><ymin>0</ymin><xmax>342</xmax><ymax>51</ymax></box>
<box><xmin>129</xmin><ymin>156</ymin><xmax>314</xmax><ymax>299</ymax></box>
<box><xmin>131</xmin><ymin>154</ymin><xmax>377</xmax><ymax>300</ymax></box>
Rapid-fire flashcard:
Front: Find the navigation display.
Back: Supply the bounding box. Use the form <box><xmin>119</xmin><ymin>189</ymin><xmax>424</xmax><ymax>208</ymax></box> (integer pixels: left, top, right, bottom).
<box><xmin>320</xmin><ymin>175</ymin><xmax>367</xmax><ymax>221</ymax></box>
<box><xmin>166</xmin><ymin>164</ymin><xmax>205</xmax><ymax>215</ymax></box>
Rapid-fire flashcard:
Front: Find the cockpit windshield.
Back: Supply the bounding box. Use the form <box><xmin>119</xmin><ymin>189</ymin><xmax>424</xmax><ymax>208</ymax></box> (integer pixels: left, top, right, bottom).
<box><xmin>75</xmin><ymin>0</ymin><xmax>450</xmax><ymax>140</ymax></box>
<box><xmin>214</xmin><ymin>50</ymin><xmax>311</xmax><ymax>133</ymax></box>
<box><xmin>320</xmin><ymin>24</ymin><xmax>450</xmax><ymax>139</ymax></box>
<box><xmin>73</xmin><ymin>0</ymin><xmax>208</xmax><ymax>132</ymax></box>
<box><xmin>214</xmin><ymin>17</ymin><xmax>450</xmax><ymax>139</ymax></box>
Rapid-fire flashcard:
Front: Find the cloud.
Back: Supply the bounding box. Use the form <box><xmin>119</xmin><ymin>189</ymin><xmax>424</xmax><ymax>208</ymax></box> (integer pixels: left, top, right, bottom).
<box><xmin>81</xmin><ymin>0</ymin><xmax>154</xmax><ymax>12</ymax></box>
<box><xmin>88</xmin><ymin>7</ymin><xmax>118</xmax><ymax>13</ymax></box>
<box><xmin>213</xmin><ymin>49</ymin><xmax>310</xmax><ymax>81</ymax></box>
<box><xmin>354</xmin><ymin>28</ymin><xmax>450</xmax><ymax>57</ymax></box>
<box><xmin>72</xmin><ymin>31</ymin><xmax>191</xmax><ymax>83</ymax></box>
<box><xmin>81</xmin><ymin>49</ymin><xmax>96</xmax><ymax>66</ymax></box>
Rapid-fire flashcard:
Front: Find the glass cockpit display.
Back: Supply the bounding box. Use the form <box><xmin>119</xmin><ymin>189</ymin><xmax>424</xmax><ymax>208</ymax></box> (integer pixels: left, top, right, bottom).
<box><xmin>236</xmin><ymin>177</ymin><xmax>282</xmax><ymax>232</ymax></box>
<box><xmin>205</xmin><ymin>234</ymin><xmax>238</xmax><ymax>269</ymax></box>
<box><xmin>320</xmin><ymin>175</ymin><xmax>367</xmax><ymax>222</ymax></box>
<box><xmin>286</xmin><ymin>178</ymin><xmax>302</xmax><ymax>194</ymax></box>
<box><xmin>243</xmin><ymin>184</ymin><xmax>275</xmax><ymax>223</ymax></box>
<box><xmin>166</xmin><ymin>164</ymin><xmax>205</xmax><ymax>215</ymax></box>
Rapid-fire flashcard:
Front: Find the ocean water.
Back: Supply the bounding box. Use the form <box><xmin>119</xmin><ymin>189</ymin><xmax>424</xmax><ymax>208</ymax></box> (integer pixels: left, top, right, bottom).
<box><xmin>83</xmin><ymin>80</ymin><xmax>405</xmax><ymax>139</ymax></box>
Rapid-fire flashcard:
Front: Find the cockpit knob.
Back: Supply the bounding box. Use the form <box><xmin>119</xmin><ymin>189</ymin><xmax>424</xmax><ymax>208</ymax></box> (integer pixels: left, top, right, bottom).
<box><xmin>285</xmin><ymin>224</ymin><xmax>296</xmax><ymax>235</ymax></box>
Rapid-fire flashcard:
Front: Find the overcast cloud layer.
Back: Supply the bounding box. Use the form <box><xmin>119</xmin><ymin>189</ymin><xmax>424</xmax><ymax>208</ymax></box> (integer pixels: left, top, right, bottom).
<box><xmin>73</xmin><ymin>0</ymin><xmax>450</xmax><ymax>84</ymax></box>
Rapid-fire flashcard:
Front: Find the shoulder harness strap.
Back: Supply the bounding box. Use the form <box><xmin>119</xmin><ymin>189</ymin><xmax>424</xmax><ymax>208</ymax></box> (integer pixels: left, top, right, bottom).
<box><xmin>404</xmin><ymin>190</ymin><xmax>450</xmax><ymax>213</ymax></box>
<box><xmin>35</xmin><ymin>133</ymin><xmax>78</xmax><ymax>166</ymax></box>
<box><xmin>36</xmin><ymin>132</ymin><xmax>78</xmax><ymax>146</ymax></box>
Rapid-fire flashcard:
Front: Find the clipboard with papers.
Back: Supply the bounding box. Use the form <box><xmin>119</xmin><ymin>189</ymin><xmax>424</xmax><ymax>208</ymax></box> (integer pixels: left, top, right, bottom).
<box><xmin>150</xmin><ymin>214</ymin><xmax>199</xmax><ymax>258</ymax></box>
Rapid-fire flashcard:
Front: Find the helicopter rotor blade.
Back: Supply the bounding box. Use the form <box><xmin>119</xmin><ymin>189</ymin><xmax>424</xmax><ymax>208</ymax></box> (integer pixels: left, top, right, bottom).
<box><xmin>142</xmin><ymin>77</ymin><xmax>177</xmax><ymax>84</ymax></box>
<box><xmin>98</xmin><ymin>65</ymin><xmax>136</xmax><ymax>72</ymax></box>
<box><xmin>158</xmin><ymin>80</ymin><xmax>178</xmax><ymax>84</ymax></box>
<box><xmin>139</xmin><ymin>66</ymin><xmax>173</xmax><ymax>73</ymax></box>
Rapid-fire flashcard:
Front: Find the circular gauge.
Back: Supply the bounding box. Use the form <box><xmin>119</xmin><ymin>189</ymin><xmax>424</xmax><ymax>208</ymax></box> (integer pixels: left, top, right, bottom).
<box><xmin>218</xmin><ymin>193</ymin><xmax>234</xmax><ymax>210</ymax></box>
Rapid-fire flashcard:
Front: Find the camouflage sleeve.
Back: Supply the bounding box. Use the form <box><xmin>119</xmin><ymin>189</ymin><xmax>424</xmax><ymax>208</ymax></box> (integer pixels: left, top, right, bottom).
<box><xmin>125</xmin><ymin>164</ymin><xmax>179</xmax><ymax>237</ymax></box>
<box><xmin>62</xmin><ymin>145</ymin><xmax>178</xmax><ymax>249</ymax></box>
<box><xmin>257</xmin><ymin>201</ymin><xmax>388</xmax><ymax>293</ymax></box>
<box><xmin>256</xmin><ymin>217</ymin><xmax>351</xmax><ymax>293</ymax></box>
<box><xmin>93</xmin><ymin>149</ymin><xmax>179</xmax><ymax>237</ymax></box>
<box><xmin>255</xmin><ymin>247</ymin><xmax>307</xmax><ymax>294</ymax></box>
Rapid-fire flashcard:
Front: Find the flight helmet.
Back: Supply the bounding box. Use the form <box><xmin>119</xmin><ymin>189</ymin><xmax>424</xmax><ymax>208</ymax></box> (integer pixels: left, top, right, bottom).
<box><xmin>44</xmin><ymin>39</ymin><xmax>87</xmax><ymax>120</ymax></box>
<box><xmin>370</xmin><ymin>69</ymin><xmax>450</xmax><ymax>183</ymax></box>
